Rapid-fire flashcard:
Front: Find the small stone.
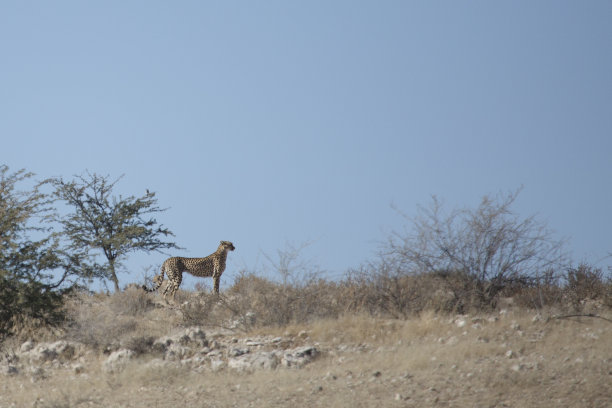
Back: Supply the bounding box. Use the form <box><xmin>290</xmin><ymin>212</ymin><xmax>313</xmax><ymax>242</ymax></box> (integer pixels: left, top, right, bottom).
<box><xmin>505</xmin><ymin>350</ymin><xmax>514</xmax><ymax>359</ymax></box>
<box><xmin>210</xmin><ymin>359</ymin><xmax>226</xmax><ymax>372</ymax></box>
<box><xmin>282</xmin><ymin>346</ymin><xmax>319</xmax><ymax>368</ymax></box>
<box><xmin>228</xmin><ymin>347</ymin><xmax>249</xmax><ymax>357</ymax></box>
<box><xmin>1</xmin><ymin>365</ymin><xmax>18</xmax><ymax>376</ymax></box>
<box><xmin>324</xmin><ymin>372</ymin><xmax>337</xmax><ymax>380</ymax></box>
<box><xmin>394</xmin><ymin>393</ymin><xmax>403</xmax><ymax>401</ymax></box>
<box><xmin>165</xmin><ymin>344</ymin><xmax>190</xmax><ymax>361</ymax></box>
<box><xmin>20</xmin><ymin>341</ymin><xmax>35</xmax><ymax>353</ymax></box>
<box><xmin>372</xmin><ymin>370</ymin><xmax>382</xmax><ymax>377</ymax></box>
<box><xmin>103</xmin><ymin>349</ymin><xmax>134</xmax><ymax>373</ymax></box>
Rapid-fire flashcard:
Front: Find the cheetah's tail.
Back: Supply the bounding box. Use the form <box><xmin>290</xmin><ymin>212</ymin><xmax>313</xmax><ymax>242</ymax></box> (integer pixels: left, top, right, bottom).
<box><xmin>142</xmin><ymin>264</ymin><xmax>165</xmax><ymax>293</ymax></box>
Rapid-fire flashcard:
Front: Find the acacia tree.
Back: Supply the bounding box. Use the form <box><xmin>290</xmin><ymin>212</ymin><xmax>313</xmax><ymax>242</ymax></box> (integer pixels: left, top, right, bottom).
<box><xmin>386</xmin><ymin>189</ymin><xmax>567</xmax><ymax>307</ymax></box>
<box><xmin>0</xmin><ymin>165</ymin><xmax>73</xmax><ymax>338</ymax></box>
<box><xmin>53</xmin><ymin>173</ymin><xmax>180</xmax><ymax>292</ymax></box>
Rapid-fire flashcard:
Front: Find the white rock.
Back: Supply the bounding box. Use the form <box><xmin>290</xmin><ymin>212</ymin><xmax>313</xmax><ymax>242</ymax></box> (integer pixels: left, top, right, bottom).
<box><xmin>210</xmin><ymin>359</ymin><xmax>226</xmax><ymax>372</ymax></box>
<box><xmin>227</xmin><ymin>347</ymin><xmax>249</xmax><ymax>358</ymax></box>
<box><xmin>228</xmin><ymin>352</ymin><xmax>279</xmax><ymax>372</ymax></box>
<box><xmin>144</xmin><ymin>358</ymin><xmax>170</xmax><ymax>370</ymax></box>
<box><xmin>1</xmin><ymin>365</ymin><xmax>18</xmax><ymax>376</ymax></box>
<box><xmin>282</xmin><ymin>346</ymin><xmax>319</xmax><ymax>368</ymax></box>
<box><xmin>29</xmin><ymin>344</ymin><xmax>58</xmax><ymax>363</ymax></box>
<box><xmin>103</xmin><ymin>349</ymin><xmax>134</xmax><ymax>373</ymax></box>
<box><xmin>165</xmin><ymin>344</ymin><xmax>191</xmax><ymax>361</ymax></box>
<box><xmin>154</xmin><ymin>327</ymin><xmax>207</xmax><ymax>351</ymax></box>
<box><xmin>446</xmin><ymin>336</ymin><xmax>459</xmax><ymax>346</ymax></box>
<box><xmin>180</xmin><ymin>356</ymin><xmax>207</xmax><ymax>368</ymax></box>
<box><xmin>249</xmin><ymin>352</ymin><xmax>279</xmax><ymax>370</ymax></box>
<box><xmin>184</xmin><ymin>327</ymin><xmax>207</xmax><ymax>346</ymax></box>
<box><xmin>48</xmin><ymin>341</ymin><xmax>76</xmax><ymax>360</ymax></box>
<box><xmin>20</xmin><ymin>341</ymin><xmax>35</xmax><ymax>353</ymax></box>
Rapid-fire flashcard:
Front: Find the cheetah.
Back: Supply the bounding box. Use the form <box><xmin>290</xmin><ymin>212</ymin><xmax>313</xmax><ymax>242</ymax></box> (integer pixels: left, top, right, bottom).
<box><xmin>143</xmin><ymin>241</ymin><xmax>235</xmax><ymax>301</ymax></box>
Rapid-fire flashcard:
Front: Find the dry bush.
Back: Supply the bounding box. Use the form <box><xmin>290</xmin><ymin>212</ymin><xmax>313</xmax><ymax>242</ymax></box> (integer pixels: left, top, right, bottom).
<box><xmin>180</xmin><ymin>272</ymin><xmax>348</xmax><ymax>330</ymax></box>
<box><xmin>230</xmin><ymin>273</ymin><xmax>346</xmax><ymax>326</ymax></box>
<box><xmin>179</xmin><ymin>291</ymin><xmax>231</xmax><ymax>329</ymax></box>
<box><xmin>505</xmin><ymin>269</ymin><xmax>565</xmax><ymax>310</ymax></box>
<box><xmin>63</xmin><ymin>293</ymin><xmax>138</xmax><ymax>351</ymax></box>
<box><xmin>565</xmin><ymin>263</ymin><xmax>606</xmax><ymax>310</ymax></box>
<box><xmin>386</xmin><ymin>190</ymin><xmax>567</xmax><ymax>308</ymax></box>
<box><xmin>343</xmin><ymin>264</ymin><xmax>493</xmax><ymax>317</ymax></box>
<box><xmin>108</xmin><ymin>286</ymin><xmax>156</xmax><ymax>316</ymax></box>
<box><xmin>63</xmin><ymin>288</ymin><xmax>176</xmax><ymax>352</ymax></box>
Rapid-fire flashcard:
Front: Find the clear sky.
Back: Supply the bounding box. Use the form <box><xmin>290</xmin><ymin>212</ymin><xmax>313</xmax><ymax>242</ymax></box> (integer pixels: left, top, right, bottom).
<box><xmin>2</xmin><ymin>1</ymin><xmax>611</xmax><ymax>289</ymax></box>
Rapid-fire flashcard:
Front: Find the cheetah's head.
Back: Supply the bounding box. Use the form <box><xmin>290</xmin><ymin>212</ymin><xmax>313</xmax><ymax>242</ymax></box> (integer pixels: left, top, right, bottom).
<box><xmin>220</xmin><ymin>241</ymin><xmax>235</xmax><ymax>252</ymax></box>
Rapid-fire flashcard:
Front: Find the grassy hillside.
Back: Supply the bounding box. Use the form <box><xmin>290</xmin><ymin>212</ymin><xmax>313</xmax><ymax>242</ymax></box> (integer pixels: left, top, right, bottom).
<box><xmin>1</xmin><ymin>281</ymin><xmax>610</xmax><ymax>408</ymax></box>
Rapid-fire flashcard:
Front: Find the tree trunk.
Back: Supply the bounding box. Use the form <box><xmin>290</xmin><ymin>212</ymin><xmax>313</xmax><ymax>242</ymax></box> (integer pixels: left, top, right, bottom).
<box><xmin>109</xmin><ymin>261</ymin><xmax>120</xmax><ymax>292</ymax></box>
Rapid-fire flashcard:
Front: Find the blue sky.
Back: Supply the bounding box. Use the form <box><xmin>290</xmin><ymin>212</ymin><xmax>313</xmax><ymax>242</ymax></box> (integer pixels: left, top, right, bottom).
<box><xmin>2</xmin><ymin>1</ymin><xmax>611</xmax><ymax>289</ymax></box>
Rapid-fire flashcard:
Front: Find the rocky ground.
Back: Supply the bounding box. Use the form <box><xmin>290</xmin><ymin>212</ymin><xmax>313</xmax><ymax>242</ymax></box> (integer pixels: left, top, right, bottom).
<box><xmin>1</xmin><ymin>308</ymin><xmax>611</xmax><ymax>407</ymax></box>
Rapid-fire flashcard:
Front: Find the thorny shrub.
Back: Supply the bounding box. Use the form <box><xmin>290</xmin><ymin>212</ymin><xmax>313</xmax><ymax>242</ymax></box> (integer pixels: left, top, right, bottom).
<box><xmin>180</xmin><ymin>272</ymin><xmax>348</xmax><ymax>330</ymax></box>
<box><xmin>565</xmin><ymin>263</ymin><xmax>609</xmax><ymax>311</ymax></box>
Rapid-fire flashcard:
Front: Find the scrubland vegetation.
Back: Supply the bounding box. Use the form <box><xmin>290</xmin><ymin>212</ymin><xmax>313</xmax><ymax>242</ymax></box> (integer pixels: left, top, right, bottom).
<box><xmin>1</xmin><ymin>165</ymin><xmax>611</xmax><ymax>407</ymax></box>
<box><xmin>1</xmin><ymin>280</ymin><xmax>610</xmax><ymax>407</ymax></box>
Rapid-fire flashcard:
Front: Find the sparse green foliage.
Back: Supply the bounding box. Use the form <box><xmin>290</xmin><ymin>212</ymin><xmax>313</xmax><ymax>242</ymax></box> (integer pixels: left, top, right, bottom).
<box><xmin>0</xmin><ymin>165</ymin><xmax>72</xmax><ymax>339</ymax></box>
<box><xmin>53</xmin><ymin>173</ymin><xmax>180</xmax><ymax>292</ymax></box>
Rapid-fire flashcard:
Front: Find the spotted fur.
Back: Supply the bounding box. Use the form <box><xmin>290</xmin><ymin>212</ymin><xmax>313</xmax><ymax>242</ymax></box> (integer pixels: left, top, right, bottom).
<box><xmin>143</xmin><ymin>241</ymin><xmax>235</xmax><ymax>300</ymax></box>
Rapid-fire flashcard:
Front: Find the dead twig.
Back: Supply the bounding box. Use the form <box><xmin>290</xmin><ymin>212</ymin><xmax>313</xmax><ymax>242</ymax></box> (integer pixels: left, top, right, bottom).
<box><xmin>551</xmin><ymin>313</ymin><xmax>612</xmax><ymax>324</ymax></box>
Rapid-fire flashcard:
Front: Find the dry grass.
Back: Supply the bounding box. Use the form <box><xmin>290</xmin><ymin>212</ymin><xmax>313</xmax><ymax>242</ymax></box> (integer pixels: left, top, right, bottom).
<box><xmin>61</xmin><ymin>287</ymin><xmax>181</xmax><ymax>353</ymax></box>
<box><xmin>2</xmin><ymin>305</ymin><xmax>611</xmax><ymax>408</ymax></box>
<box><xmin>1</xmin><ymin>271</ymin><xmax>611</xmax><ymax>407</ymax></box>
